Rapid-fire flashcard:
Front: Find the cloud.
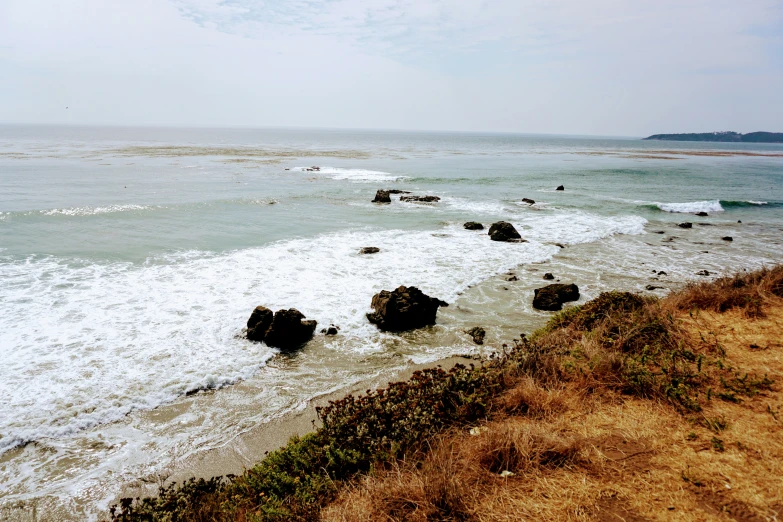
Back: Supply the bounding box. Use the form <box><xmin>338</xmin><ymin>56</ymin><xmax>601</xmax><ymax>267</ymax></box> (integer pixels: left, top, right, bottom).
<box><xmin>0</xmin><ymin>0</ymin><xmax>781</xmax><ymax>134</ymax></box>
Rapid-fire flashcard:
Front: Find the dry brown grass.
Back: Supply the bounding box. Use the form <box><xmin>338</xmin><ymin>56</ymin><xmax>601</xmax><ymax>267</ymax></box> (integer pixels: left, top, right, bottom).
<box><xmin>322</xmin><ymin>270</ymin><xmax>783</xmax><ymax>522</ymax></box>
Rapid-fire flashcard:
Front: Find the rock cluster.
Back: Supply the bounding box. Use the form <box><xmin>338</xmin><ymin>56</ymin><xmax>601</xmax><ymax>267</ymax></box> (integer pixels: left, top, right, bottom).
<box><xmin>247</xmin><ymin>306</ymin><xmax>317</xmax><ymax>350</ymax></box>
<box><xmin>465</xmin><ymin>326</ymin><xmax>486</xmax><ymax>345</ymax></box>
<box><xmin>400</xmin><ymin>195</ymin><xmax>440</xmax><ymax>203</ymax></box>
<box><xmin>372</xmin><ymin>190</ymin><xmax>392</xmax><ymax>203</ymax></box>
<box><xmin>532</xmin><ymin>283</ymin><xmax>580</xmax><ymax>311</ymax></box>
<box><xmin>678</xmin><ymin>222</ymin><xmax>693</xmax><ymax>229</ymax></box>
<box><xmin>367</xmin><ymin>286</ymin><xmax>447</xmax><ymax>332</ymax></box>
<box><xmin>463</xmin><ymin>221</ymin><xmax>484</xmax><ymax>230</ymax></box>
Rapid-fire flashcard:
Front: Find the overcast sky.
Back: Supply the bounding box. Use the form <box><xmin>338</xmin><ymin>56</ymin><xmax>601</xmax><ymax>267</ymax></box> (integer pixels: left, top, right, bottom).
<box><xmin>1</xmin><ymin>0</ymin><xmax>781</xmax><ymax>135</ymax></box>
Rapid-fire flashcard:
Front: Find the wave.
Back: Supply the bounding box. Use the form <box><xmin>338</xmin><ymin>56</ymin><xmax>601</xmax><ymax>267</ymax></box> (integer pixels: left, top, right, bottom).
<box><xmin>39</xmin><ymin>204</ymin><xmax>154</xmax><ymax>217</ymax></box>
<box><xmin>655</xmin><ymin>200</ymin><xmax>724</xmax><ymax>213</ymax></box>
<box><xmin>290</xmin><ymin>166</ymin><xmax>409</xmax><ymax>183</ymax></box>
<box><xmin>721</xmin><ymin>200</ymin><xmax>771</xmax><ymax>208</ymax></box>
<box><xmin>0</xmin><ymin>210</ymin><xmax>646</xmax><ymax>452</ymax></box>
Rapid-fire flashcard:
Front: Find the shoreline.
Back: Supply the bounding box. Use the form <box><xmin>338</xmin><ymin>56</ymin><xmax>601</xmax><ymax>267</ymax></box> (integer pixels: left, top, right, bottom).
<box><xmin>116</xmin><ymin>355</ymin><xmax>476</xmax><ymax>505</ymax></box>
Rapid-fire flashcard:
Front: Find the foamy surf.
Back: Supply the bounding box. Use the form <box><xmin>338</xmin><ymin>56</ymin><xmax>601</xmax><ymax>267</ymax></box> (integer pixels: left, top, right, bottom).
<box><xmin>290</xmin><ymin>166</ymin><xmax>409</xmax><ymax>182</ymax></box>
<box><xmin>38</xmin><ymin>204</ymin><xmax>154</xmax><ymax>217</ymax></box>
<box><xmin>655</xmin><ymin>200</ymin><xmax>723</xmax><ymax>213</ymax></box>
<box><xmin>0</xmin><ymin>210</ymin><xmax>647</xmax><ymax>453</ymax></box>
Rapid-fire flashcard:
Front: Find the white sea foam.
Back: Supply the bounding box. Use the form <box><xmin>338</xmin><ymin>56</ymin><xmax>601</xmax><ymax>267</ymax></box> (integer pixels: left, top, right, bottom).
<box><xmin>0</xmin><ymin>210</ymin><xmax>645</xmax><ymax>452</ymax></box>
<box><xmin>746</xmin><ymin>200</ymin><xmax>768</xmax><ymax>205</ymax></box>
<box><xmin>39</xmin><ymin>204</ymin><xmax>153</xmax><ymax>217</ymax></box>
<box><xmin>290</xmin><ymin>166</ymin><xmax>409</xmax><ymax>182</ymax></box>
<box><xmin>656</xmin><ymin>200</ymin><xmax>724</xmax><ymax>213</ymax></box>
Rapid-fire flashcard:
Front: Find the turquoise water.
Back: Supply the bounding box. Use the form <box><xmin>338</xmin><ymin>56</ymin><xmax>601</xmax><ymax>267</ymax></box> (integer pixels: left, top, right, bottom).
<box><xmin>1</xmin><ymin>125</ymin><xmax>782</xmax><ymax>518</ymax></box>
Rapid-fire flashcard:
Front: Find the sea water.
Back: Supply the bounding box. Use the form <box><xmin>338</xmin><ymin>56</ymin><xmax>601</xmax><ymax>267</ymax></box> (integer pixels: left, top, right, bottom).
<box><xmin>1</xmin><ymin>125</ymin><xmax>782</xmax><ymax>519</ymax></box>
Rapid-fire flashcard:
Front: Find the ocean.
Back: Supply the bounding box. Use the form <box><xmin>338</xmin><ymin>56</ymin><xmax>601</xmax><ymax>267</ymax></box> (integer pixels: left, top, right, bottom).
<box><xmin>1</xmin><ymin>125</ymin><xmax>782</xmax><ymax>519</ymax></box>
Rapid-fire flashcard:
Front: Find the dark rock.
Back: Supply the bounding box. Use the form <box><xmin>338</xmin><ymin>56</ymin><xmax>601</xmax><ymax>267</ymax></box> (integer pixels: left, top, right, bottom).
<box><xmin>488</xmin><ymin>221</ymin><xmax>522</xmax><ymax>242</ymax></box>
<box><xmin>322</xmin><ymin>324</ymin><xmax>339</xmax><ymax>336</ymax></box>
<box><xmin>464</xmin><ymin>221</ymin><xmax>484</xmax><ymax>230</ymax></box>
<box><xmin>556</xmin><ymin>185</ymin><xmax>565</xmax><ymax>191</ymax></box>
<box><xmin>653</xmin><ymin>230</ymin><xmax>665</xmax><ymax>234</ymax></box>
<box><xmin>359</xmin><ymin>247</ymin><xmax>380</xmax><ymax>254</ymax></box>
<box><xmin>521</xmin><ymin>198</ymin><xmax>535</xmax><ymax>205</ymax></box>
<box><xmin>695</xmin><ymin>212</ymin><xmax>708</xmax><ymax>217</ymax></box>
<box><xmin>372</xmin><ymin>190</ymin><xmax>391</xmax><ymax>203</ymax></box>
<box><xmin>646</xmin><ymin>285</ymin><xmax>664</xmax><ymax>290</ymax></box>
<box><xmin>465</xmin><ymin>326</ymin><xmax>486</xmax><ymax>345</ymax></box>
<box><xmin>555</xmin><ymin>243</ymin><xmax>565</xmax><ymax>248</ymax></box>
<box><xmin>263</xmin><ymin>309</ymin><xmax>317</xmax><ymax>350</ymax></box>
<box><xmin>507</xmin><ymin>275</ymin><xmax>518</xmax><ymax>281</ymax></box>
<box><xmin>366</xmin><ymin>286</ymin><xmax>446</xmax><ymax>332</ymax></box>
<box><xmin>400</xmin><ymin>195</ymin><xmax>440</xmax><ymax>203</ymax></box>
<box><xmin>543</xmin><ymin>273</ymin><xmax>555</xmax><ymax>280</ymax></box>
<box><xmin>678</xmin><ymin>222</ymin><xmax>693</xmax><ymax>229</ymax></box>
<box><xmin>697</xmin><ymin>270</ymin><xmax>710</xmax><ymax>276</ymax></box>
<box><xmin>246</xmin><ymin>305</ymin><xmax>274</xmax><ymax>342</ymax></box>
<box><xmin>738</xmin><ymin>220</ymin><xmax>742</xmax><ymax>224</ymax></box>
<box><xmin>532</xmin><ymin>283</ymin><xmax>580</xmax><ymax>311</ymax></box>
<box><xmin>388</xmin><ymin>189</ymin><xmax>410</xmax><ymax>194</ymax></box>
<box><xmin>722</xmin><ymin>236</ymin><xmax>733</xmax><ymax>242</ymax></box>
<box><xmin>658</xmin><ymin>271</ymin><xmax>667</xmax><ymax>276</ymax></box>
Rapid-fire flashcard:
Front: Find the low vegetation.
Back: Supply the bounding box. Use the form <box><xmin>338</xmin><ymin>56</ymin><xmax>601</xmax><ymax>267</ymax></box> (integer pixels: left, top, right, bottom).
<box><xmin>110</xmin><ymin>267</ymin><xmax>783</xmax><ymax>521</ymax></box>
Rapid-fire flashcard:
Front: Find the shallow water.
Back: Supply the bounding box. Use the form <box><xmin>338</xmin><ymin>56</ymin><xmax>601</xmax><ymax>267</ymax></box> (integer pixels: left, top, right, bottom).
<box><xmin>1</xmin><ymin>125</ymin><xmax>782</xmax><ymax>519</ymax></box>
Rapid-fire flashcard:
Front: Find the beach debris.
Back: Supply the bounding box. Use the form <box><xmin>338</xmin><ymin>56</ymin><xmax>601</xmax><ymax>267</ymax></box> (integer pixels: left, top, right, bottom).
<box><xmin>321</xmin><ymin>324</ymin><xmax>339</xmax><ymax>336</ymax></box>
<box><xmin>470</xmin><ymin>426</ymin><xmax>489</xmax><ymax>436</ymax></box>
<box><xmin>556</xmin><ymin>185</ymin><xmax>565</xmax><ymax>191</ymax></box>
<box><xmin>521</xmin><ymin>197</ymin><xmax>535</xmax><ymax>205</ymax></box>
<box><xmin>464</xmin><ymin>221</ymin><xmax>484</xmax><ymax>230</ymax></box>
<box><xmin>359</xmin><ymin>247</ymin><xmax>380</xmax><ymax>254</ymax></box>
<box><xmin>372</xmin><ymin>190</ymin><xmax>392</xmax><ymax>203</ymax></box>
<box><xmin>246</xmin><ymin>307</ymin><xmax>317</xmax><ymax>350</ymax></box>
<box><xmin>533</xmin><ymin>283</ymin><xmax>580</xmax><ymax>311</ymax></box>
<box><xmin>499</xmin><ymin>470</ymin><xmax>516</xmax><ymax>478</ymax></box>
<box><xmin>465</xmin><ymin>326</ymin><xmax>486</xmax><ymax>345</ymax></box>
<box><xmin>543</xmin><ymin>272</ymin><xmax>555</xmax><ymax>280</ymax></box>
<box><xmin>367</xmin><ymin>286</ymin><xmax>447</xmax><ymax>332</ymax></box>
<box><xmin>400</xmin><ymin>195</ymin><xmax>440</xmax><ymax>203</ymax></box>
<box><xmin>678</xmin><ymin>222</ymin><xmax>693</xmax><ymax>229</ymax></box>
<box><xmin>697</xmin><ymin>270</ymin><xmax>711</xmax><ymax>276</ymax></box>
<box><xmin>722</xmin><ymin>236</ymin><xmax>733</xmax><ymax>242</ymax></box>
<box><xmin>488</xmin><ymin>221</ymin><xmax>524</xmax><ymax>242</ymax></box>
<box><xmin>696</xmin><ymin>212</ymin><xmax>708</xmax><ymax>217</ymax></box>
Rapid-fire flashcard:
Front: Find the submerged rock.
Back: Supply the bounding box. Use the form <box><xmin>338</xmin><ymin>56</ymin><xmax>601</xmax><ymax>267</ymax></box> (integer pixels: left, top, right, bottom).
<box><xmin>697</xmin><ymin>270</ymin><xmax>710</xmax><ymax>276</ymax></box>
<box><xmin>359</xmin><ymin>247</ymin><xmax>380</xmax><ymax>254</ymax></box>
<box><xmin>521</xmin><ymin>198</ymin><xmax>535</xmax><ymax>205</ymax></box>
<box><xmin>388</xmin><ymin>189</ymin><xmax>410</xmax><ymax>194</ymax></box>
<box><xmin>465</xmin><ymin>326</ymin><xmax>486</xmax><ymax>345</ymax></box>
<box><xmin>367</xmin><ymin>286</ymin><xmax>447</xmax><ymax>332</ymax></box>
<box><xmin>372</xmin><ymin>190</ymin><xmax>391</xmax><ymax>203</ymax></box>
<box><xmin>464</xmin><ymin>221</ymin><xmax>484</xmax><ymax>230</ymax></box>
<box><xmin>400</xmin><ymin>195</ymin><xmax>441</xmax><ymax>203</ymax></box>
<box><xmin>532</xmin><ymin>283</ymin><xmax>580</xmax><ymax>311</ymax></box>
<box><xmin>321</xmin><ymin>324</ymin><xmax>339</xmax><ymax>336</ymax></box>
<box><xmin>246</xmin><ymin>307</ymin><xmax>316</xmax><ymax>350</ymax></box>
<box><xmin>646</xmin><ymin>285</ymin><xmax>664</xmax><ymax>290</ymax></box>
<box><xmin>678</xmin><ymin>222</ymin><xmax>693</xmax><ymax>229</ymax></box>
<box><xmin>488</xmin><ymin>221</ymin><xmax>523</xmax><ymax>242</ymax></box>
<box><xmin>696</xmin><ymin>212</ymin><xmax>708</xmax><ymax>217</ymax></box>
<box><xmin>722</xmin><ymin>236</ymin><xmax>733</xmax><ymax>242</ymax></box>
<box><xmin>543</xmin><ymin>272</ymin><xmax>555</xmax><ymax>280</ymax></box>
<box><xmin>556</xmin><ymin>185</ymin><xmax>565</xmax><ymax>191</ymax></box>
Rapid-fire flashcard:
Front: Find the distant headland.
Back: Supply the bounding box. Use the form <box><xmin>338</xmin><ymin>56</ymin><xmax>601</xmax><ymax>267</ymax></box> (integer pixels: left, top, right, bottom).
<box><xmin>643</xmin><ymin>131</ymin><xmax>783</xmax><ymax>143</ymax></box>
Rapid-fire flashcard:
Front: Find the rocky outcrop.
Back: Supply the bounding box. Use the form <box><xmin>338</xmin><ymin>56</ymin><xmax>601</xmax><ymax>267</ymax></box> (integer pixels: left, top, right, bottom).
<box><xmin>464</xmin><ymin>222</ymin><xmax>484</xmax><ymax>230</ymax></box>
<box><xmin>246</xmin><ymin>307</ymin><xmax>317</xmax><ymax>350</ymax></box>
<box><xmin>465</xmin><ymin>326</ymin><xmax>486</xmax><ymax>345</ymax></box>
<box><xmin>372</xmin><ymin>190</ymin><xmax>391</xmax><ymax>203</ymax></box>
<box><xmin>521</xmin><ymin>198</ymin><xmax>535</xmax><ymax>205</ymax></box>
<box><xmin>247</xmin><ymin>306</ymin><xmax>274</xmax><ymax>342</ymax></box>
<box><xmin>359</xmin><ymin>247</ymin><xmax>380</xmax><ymax>254</ymax></box>
<box><xmin>532</xmin><ymin>283</ymin><xmax>580</xmax><ymax>311</ymax></box>
<box><xmin>488</xmin><ymin>221</ymin><xmax>523</xmax><ymax>242</ymax></box>
<box><xmin>366</xmin><ymin>286</ymin><xmax>447</xmax><ymax>332</ymax></box>
<box><xmin>678</xmin><ymin>222</ymin><xmax>693</xmax><ymax>229</ymax></box>
<box><xmin>400</xmin><ymin>195</ymin><xmax>441</xmax><ymax>203</ymax></box>
<box><xmin>556</xmin><ymin>185</ymin><xmax>565</xmax><ymax>191</ymax></box>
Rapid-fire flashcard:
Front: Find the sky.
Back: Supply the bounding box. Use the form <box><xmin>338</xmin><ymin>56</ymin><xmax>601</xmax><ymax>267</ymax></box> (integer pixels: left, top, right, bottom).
<box><xmin>0</xmin><ymin>0</ymin><xmax>782</xmax><ymax>136</ymax></box>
